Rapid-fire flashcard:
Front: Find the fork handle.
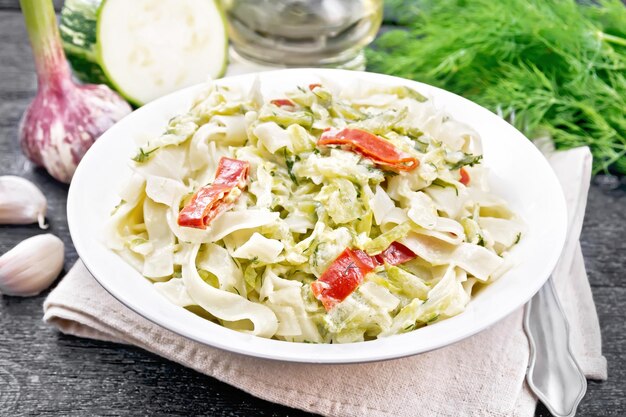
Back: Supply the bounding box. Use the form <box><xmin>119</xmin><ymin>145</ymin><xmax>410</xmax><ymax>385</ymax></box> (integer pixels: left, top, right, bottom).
<box><xmin>524</xmin><ymin>277</ymin><xmax>587</xmax><ymax>417</ymax></box>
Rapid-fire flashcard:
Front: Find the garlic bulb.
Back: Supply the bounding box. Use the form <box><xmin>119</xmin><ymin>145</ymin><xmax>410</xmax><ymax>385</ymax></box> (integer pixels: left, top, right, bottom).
<box><xmin>0</xmin><ymin>176</ymin><xmax>47</xmax><ymax>228</ymax></box>
<box><xmin>19</xmin><ymin>0</ymin><xmax>132</xmax><ymax>183</ymax></box>
<box><xmin>0</xmin><ymin>234</ymin><xmax>64</xmax><ymax>297</ymax></box>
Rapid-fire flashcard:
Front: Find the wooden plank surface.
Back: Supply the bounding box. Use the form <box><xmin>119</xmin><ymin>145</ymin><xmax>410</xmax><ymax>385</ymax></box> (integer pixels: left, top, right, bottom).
<box><xmin>0</xmin><ymin>7</ymin><xmax>625</xmax><ymax>417</ymax></box>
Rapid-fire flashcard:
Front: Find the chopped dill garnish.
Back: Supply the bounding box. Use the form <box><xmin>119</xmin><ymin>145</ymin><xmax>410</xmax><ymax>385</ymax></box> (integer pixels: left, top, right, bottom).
<box><xmin>132</xmin><ymin>147</ymin><xmax>159</xmax><ymax>163</ymax></box>
<box><xmin>284</xmin><ymin>148</ymin><xmax>298</xmax><ymax>185</ymax></box>
<box><xmin>110</xmin><ymin>199</ymin><xmax>125</xmax><ymax>215</ymax></box>
<box><xmin>448</xmin><ymin>154</ymin><xmax>483</xmax><ymax>171</ymax></box>
<box><xmin>342</xmin><ymin>262</ymin><xmax>358</xmax><ymax>277</ymax></box>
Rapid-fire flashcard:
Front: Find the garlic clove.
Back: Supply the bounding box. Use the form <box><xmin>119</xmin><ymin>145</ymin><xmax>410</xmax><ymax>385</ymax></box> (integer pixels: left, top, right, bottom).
<box><xmin>0</xmin><ymin>234</ymin><xmax>64</xmax><ymax>297</ymax></box>
<box><xmin>0</xmin><ymin>176</ymin><xmax>48</xmax><ymax>229</ymax></box>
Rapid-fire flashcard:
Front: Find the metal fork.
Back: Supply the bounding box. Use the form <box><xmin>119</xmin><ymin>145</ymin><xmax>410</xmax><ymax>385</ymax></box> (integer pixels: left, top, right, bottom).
<box><xmin>524</xmin><ymin>277</ymin><xmax>587</xmax><ymax>417</ymax></box>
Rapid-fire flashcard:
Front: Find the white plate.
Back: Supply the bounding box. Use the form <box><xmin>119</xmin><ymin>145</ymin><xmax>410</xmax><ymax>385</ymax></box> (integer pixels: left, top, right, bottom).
<box><xmin>68</xmin><ymin>69</ymin><xmax>567</xmax><ymax>363</ymax></box>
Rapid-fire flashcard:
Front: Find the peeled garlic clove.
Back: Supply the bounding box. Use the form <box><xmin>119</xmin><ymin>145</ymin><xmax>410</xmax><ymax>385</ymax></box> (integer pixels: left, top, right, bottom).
<box><xmin>0</xmin><ymin>234</ymin><xmax>64</xmax><ymax>297</ymax></box>
<box><xmin>0</xmin><ymin>176</ymin><xmax>48</xmax><ymax>229</ymax></box>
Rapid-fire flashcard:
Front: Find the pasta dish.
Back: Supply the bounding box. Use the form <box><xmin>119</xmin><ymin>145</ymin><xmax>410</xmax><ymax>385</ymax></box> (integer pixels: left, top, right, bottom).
<box><xmin>106</xmin><ymin>79</ymin><xmax>524</xmax><ymax>343</ymax></box>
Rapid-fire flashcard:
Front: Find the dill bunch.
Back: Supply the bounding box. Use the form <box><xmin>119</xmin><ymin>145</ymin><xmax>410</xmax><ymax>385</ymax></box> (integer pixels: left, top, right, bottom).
<box><xmin>367</xmin><ymin>0</ymin><xmax>626</xmax><ymax>174</ymax></box>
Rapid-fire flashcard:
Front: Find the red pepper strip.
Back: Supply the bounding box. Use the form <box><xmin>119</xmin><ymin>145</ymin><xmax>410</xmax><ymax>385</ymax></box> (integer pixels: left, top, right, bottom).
<box><xmin>270</xmin><ymin>98</ymin><xmax>296</xmax><ymax>107</ymax></box>
<box><xmin>318</xmin><ymin>128</ymin><xmax>419</xmax><ymax>172</ymax></box>
<box><xmin>308</xmin><ymin>83</ymin><xmax>322</xmax><ymax>91</ymax></box>
<box><xmin>375</xmin><ymin>242</ymin><xmax>416</xmax><ymax>266</ymax></box>
<box><xmin>311</xmin><ymin>248</ymin><xmax>375</xmax><ymax>311</ymax></box>
<box><xmin>353</xmin><ymin>248</ymin><xmax>379</xmax><ymax>270</ymax></box>
<box><xmin>311</xmin><ymin>242</ymin><xmax>416</xmax><ymax>311</ymax></box>
<box><xmin>459</xmin><ymin>167</ymin><xmax>470</xmax><ymax>186</ymax></box>
<box><xmin>177</xmin><ymin>157</ymin><xmax>249</xmax><ymax>229</ymax></box>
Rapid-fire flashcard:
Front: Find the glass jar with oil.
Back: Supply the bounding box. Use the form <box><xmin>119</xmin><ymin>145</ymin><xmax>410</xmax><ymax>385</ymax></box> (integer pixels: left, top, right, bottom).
<box><xmin>221</xmin><ymin>0</ymin><xmax>383</xmax><ymax>70</ymax></box>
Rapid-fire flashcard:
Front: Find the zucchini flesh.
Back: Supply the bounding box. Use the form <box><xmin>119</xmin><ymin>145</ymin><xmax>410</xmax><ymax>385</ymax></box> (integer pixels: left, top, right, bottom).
<box><xmin>61</xmin><ymin>0</ymin><xmax>228</xmax><ymax>106</ymax></box>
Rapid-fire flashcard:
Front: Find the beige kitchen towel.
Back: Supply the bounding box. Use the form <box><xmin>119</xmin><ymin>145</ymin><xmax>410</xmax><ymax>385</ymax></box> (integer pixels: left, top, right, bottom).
<box><xmin>43</xmin><ymin>147</ymin><xmax>606</xmax><ymax>417</ymax></box>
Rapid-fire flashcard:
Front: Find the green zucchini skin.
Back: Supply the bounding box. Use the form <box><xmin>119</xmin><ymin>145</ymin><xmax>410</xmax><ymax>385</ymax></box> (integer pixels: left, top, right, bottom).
<box><xmin>59</xmin><ymin>0</ymin><xmax>110</xmax><ymax>86</ymax></box>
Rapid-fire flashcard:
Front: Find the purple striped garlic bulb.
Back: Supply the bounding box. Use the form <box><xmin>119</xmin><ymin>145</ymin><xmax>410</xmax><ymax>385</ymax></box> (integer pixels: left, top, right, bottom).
<box><xmin>18</xmin><ymin>0</ymin><xmax>131</xmax><ymax>183</ymax></box>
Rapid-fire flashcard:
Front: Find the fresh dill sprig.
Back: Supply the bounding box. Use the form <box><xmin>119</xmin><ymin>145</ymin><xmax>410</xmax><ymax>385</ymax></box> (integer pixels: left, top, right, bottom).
<box><xmin>367</xmin><ymin>0</ymin><xmax>626</xmax><ymax>174</ymax></box>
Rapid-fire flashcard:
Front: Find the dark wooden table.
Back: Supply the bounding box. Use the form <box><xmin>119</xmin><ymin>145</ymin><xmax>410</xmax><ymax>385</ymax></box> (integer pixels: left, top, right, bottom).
<box><xmin>1</xmin><ymin>2</ymin><xmax>625</xmax><ymax>416</ymax></box>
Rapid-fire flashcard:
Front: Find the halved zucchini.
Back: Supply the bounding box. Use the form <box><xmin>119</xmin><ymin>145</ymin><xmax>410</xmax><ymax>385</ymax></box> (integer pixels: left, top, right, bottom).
<box><xmin>61</xmin><ymin>0</ymin><xmax>228</xmax><ymax>106</ymax></box>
